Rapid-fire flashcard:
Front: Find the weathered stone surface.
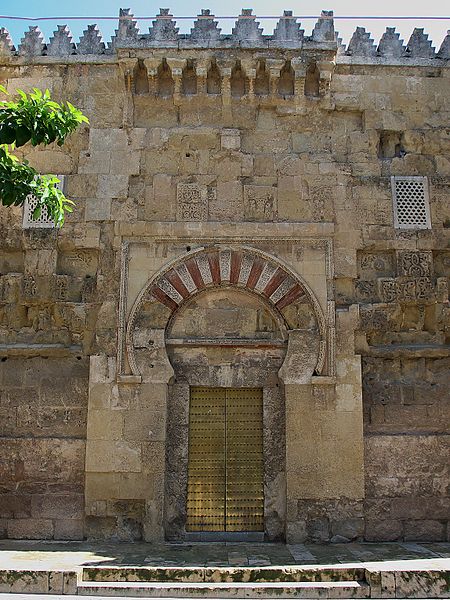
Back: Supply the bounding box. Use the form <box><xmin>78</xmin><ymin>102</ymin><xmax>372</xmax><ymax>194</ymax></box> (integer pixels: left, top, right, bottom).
<box><xmin>7</xmin><ymin>518</ymin><xmax>54</xmax><ymax>540</ymax></box>
<box><xmin>403</xmin><ymin>519</ymin><xmax>446</xmax><ymax>542</ymax></box>
<box><xmin>365</xmin><ymin>519</ymin><xmax>403</xmax><ymax>542</ymax></box>
<box><xmin>0</xmin><ymin>356</ymin><xmax>88</xmax><ymax>540</ymax></box>
<box><xmin>0</xmin><ymin>571</ymin><xmax>51</xmax><ymax>593</ymax></box>
<box><xmin>1</xmin><ymin>13</ymin><xmax>449</xmax><ymax>544</ymax></box>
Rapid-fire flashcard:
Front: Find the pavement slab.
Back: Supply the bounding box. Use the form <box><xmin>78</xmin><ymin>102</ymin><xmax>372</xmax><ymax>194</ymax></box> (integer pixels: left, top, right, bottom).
<box><xmin>0</xmin><ymin>540</ymin><xmax>449</xmax><ymax>571</ymax></box>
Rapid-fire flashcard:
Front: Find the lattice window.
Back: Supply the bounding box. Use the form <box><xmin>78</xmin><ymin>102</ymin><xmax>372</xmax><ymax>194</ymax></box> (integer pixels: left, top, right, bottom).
<box><xmin>391</xmin><ymin>176</ymin><xmax>431</xmax><ymax>229</ymax></box>
<box><xmin>22</xmin><ymin>176</ymin><xmax>65</xmax><ymax>229</ymax></box>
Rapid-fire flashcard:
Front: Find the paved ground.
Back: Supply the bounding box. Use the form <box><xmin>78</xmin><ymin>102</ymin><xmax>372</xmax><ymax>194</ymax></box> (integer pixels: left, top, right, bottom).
<box><xmin>0</xmin><ymin>540</ymin><xmax>449</xmax><ymax>571</ymax></box>
<box><xmin>0</xmin><ymin>597</ymin><xmax>446</xmax><ymax>600</ymax></box>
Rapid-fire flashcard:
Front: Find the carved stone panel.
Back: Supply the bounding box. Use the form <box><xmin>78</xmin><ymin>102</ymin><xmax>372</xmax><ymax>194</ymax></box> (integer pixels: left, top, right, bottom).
<box><xmin>396</xmin><ymin>278</ymin><xmax>416</xmax><ymax>302</ymax></box>
<box><xmin>416</xmin><ymin>277</ymin><xmax>434</xmax><ymax>301</ymax></box>
<box><xmin>23</xmin><ymin>275</ymin><xmax>37</xmax><ymax>299</ymax></box>
<box><xmin>52</xmin><ymin>275</ymin><xmax>69</xmax><ymax>301</ymax></box>
<box><xmin>378</xmin><ymin>275</ymin><xmax>438</xmax><ymax>303</ymax></box>
<box><xmin>396</xmin><ymin>251</ymin><xmax>433</xmax><ymax>278</ymax></box>
<box><xmin>355</xmin><ymin>279</ymin><xmax>378</xmax><ymax>302</ymax></box>
<box><xmin>360</xmin><ymin>306</ymin><xmax>390</xmax><ymax>332</ymax></box>
<box><xmin>176</xmin><ymin>183</ymin><xmax>208</xmax><ymax>221</ymax></box>
<box><xmin>378</xmin><ymin>278</ymin><xmax>397</xmax><ymax>303</ymax></box>
<box><xmin>243</xmin><ymin>185</ymin><xmax>277</xmax><ymax>221</ymax></box>
<box><xmin>358</xmin><ymin>252</ymin><xmax>395</xmax><ymax>278</ymax></box>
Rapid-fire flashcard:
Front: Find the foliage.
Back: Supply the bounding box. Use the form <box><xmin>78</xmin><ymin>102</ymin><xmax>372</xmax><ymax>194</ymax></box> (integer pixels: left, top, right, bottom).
<box><xmin>0</xmin><ymin>86</ymin><xmax>88</xmax><ymax>226</ymax></box>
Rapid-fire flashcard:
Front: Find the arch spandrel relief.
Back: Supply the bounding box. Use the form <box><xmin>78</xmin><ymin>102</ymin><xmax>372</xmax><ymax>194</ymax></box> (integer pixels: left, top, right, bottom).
<box><xmin>122</xmin><ymin>244</ymin><xmax>331</xmax><ymax>383</ymax></box>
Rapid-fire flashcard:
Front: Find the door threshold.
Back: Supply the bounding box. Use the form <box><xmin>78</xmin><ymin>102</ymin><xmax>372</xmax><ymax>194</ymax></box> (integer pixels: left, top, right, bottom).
<box><xmin>185</xmin><ymin>532</ymin><xmax>264</xmax><ymax>542</ymax></box>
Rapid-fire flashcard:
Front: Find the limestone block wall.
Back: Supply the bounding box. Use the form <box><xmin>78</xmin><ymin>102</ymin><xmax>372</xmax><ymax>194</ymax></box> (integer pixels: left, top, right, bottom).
<box><xmin>0</xmin><ymin>356</ymin><xmax>88</xmax><ymax>540</ymax></box>
<box><xmin>0</xmin><ymin>9</ymin><xmax>449</xmax><ymax>541</ymax></box>
<box><xmin>84</xmin><ymin>355</ymin><xmax>168</xmax><ymax>541</ymax></box>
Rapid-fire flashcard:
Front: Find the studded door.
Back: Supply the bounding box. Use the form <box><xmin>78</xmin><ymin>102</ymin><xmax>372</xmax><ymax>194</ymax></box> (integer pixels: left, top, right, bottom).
<box><xmin>186</xmin><ymin>387</ymin><xmax>264</xmax><ymax>532</ymax></box>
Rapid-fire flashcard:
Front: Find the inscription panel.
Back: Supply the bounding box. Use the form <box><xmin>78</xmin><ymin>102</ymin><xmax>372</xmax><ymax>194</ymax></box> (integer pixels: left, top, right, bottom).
<box><xmin>177</xmin><ymin>183</ymin><xmax>208</xmax><ymax>222</ymax></box>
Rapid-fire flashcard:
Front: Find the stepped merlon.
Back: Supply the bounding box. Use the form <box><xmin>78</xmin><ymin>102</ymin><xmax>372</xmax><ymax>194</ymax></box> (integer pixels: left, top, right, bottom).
<box><xmin>0</xmin><ymin>9</ymin><xmax>447</xmax><ymax>62</ymax></box>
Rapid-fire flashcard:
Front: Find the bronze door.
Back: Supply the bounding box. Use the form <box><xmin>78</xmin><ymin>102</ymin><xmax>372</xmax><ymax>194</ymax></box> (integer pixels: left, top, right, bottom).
<box><xmin>186</xmin><ymin>387</ymin><xmax>264</xmax><ymax>532</ymax></box>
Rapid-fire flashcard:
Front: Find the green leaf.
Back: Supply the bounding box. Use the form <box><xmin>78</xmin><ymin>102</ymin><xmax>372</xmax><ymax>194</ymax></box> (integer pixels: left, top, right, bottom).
<box><xmin>0</xmin><ymin>124</ymin><xmax>17</xmax><ymax>145</ymax></box>
<box><xmin>14</xmin><ymin>125</ymin><xmax>31</xmax><ymax>147</ymax></box>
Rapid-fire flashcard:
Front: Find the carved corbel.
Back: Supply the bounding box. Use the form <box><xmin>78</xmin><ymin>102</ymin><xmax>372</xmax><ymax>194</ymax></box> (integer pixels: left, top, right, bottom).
<box><xmin>240</xmin><ymin>59</ymin><xmax>256</xmax><ymax>99</ymax></box>
<box><xmin>217</xmin><ymin>61</ymin><xmax>233</xmax><ymax>107</ymax></box>
<box><xmin>166</xmin><ymin>57</ymin><xmax>187</xmax><ymax>105</ymax></box>
<box><xmin>118</xmin><ymin>57</ymin><xmax>138</xmax><ymax>127</ymax></box>
<box><xmin>291</xmin><ymin>57</ymin><xmax>306</xmax><ymax>99</ymax></box>
<box><xmin>143</xmin><ymin>58</ymin><xmax>160</xmax><ymax>94</ymax></box>
<box><xmin>266</xmin><ymin>59</ymin><xmax>285</xmax><ymax>97</ymax></box>
<box><xmin>316</xmin><ymin>59</ymin><xmax>336</xmax><ymax>95</ymax></box>
<box><xmin>118</xmin><ymin>57</ymin><xmax>138</xmax><ymax>93</ymax></box>
<box><xmin>195</xmin><ymin>60</ymin><xmax>208</xmax><ymax>95</ymax></box>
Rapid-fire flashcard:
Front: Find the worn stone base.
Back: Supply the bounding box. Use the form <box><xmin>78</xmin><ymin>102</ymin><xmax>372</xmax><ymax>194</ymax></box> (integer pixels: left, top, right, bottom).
<box><xmin>1</xmin><ymin>563</ymin><xmax>449</xmax><ymax>599</ymax></box>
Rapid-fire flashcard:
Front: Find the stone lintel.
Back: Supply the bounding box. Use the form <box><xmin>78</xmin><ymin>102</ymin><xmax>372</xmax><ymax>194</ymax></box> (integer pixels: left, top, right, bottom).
<box><xmin>361</xmin><ymin>344</ymin><xmax>450</xmax><ymax>358</ymax></box>
<box><xmin>114</xmin><ymin>221</ymin><xmax>335</xmax><ymax>238</ymax></box>
<box><xmin>0</xmin><ymin>343</ymin><xmax>82</xmax><ymax>357</ymax></box>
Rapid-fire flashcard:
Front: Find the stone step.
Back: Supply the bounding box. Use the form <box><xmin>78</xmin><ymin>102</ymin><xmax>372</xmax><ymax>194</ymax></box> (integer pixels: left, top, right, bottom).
<box><xmin>81</xmin><ymin>566</ymin><xmax>365</xmax><ymax>583</ymax></box>
<box><xmin>77</xmin><ymin>580</ymin><xmax>370</xmax><ymax>598</ymax></box>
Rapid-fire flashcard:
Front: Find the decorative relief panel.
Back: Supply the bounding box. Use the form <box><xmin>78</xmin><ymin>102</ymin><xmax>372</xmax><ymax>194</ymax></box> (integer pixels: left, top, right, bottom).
<box><xmin>52</xmin><ymin>275</ymin><xmax>69</xmax><ymax>301</ymax></box>
<box><xmin>196</xmin><ymin>253</ymin><xmax>213</xmax><ymax>285</ymax></box>
<box><xmin>358</xmin><ymin>251</ymin><xmax>442</xmax><ymax>305</ymax></box>
<box><xmin>416</xmin><ymin>277</ymin><xmax>434</xmax><ymax>301</ymax></box>
<box><xmin>255</xmin><ymin>262</ymin><xmax>278</xmax><ymax>292</ymax></box>
<box><xmin>311</xmin><ymin>185</ymin><xmax>332</xmax><ymax>222</ymax></box>
<box><xmin>219</xmin><ymin>249</ymin><xmax>231</xmax><ymax>282</ymax></box>
<box><xmin>243</xmin><ymin>185</ymin><xmax>277</xmax><ymax>221</ymax></box>
<box><xmin>396</xmin><ymin>251</ymin><xmax>433</xmax><ymax>278</ymax></box>
<box><xmin>175</xmin><ymin>263</ymin><xmax>197</xmax><ymax>293</ymax></box>
<box><xmin>354</xmin><ymin>279</ymin><xmax>378</xmax><ymax>302</ymax></box>
<box><xmin>237</xmin><ymin>254</ymin><xmax>254</xmax><ymax>285</ymax></box>
<box><xmin>378</xmin><ymin>276</ymin><xmax>437</xmax><ymax>303</ymax></box>
<box><xmin>360</xmin><ymin>306</ymin><xmax>390</xmax><ymax>331</ymax></box>
<box><xmin>396</xmin><ymin>279</ymin><xmax>416</xmax><ymax>302</ymax></box>
<box><xmin>23</xmin><ymin>275</ymin><xmax>37</xmax><ymax>298</ymax></box>
<box><xmin>378</xmin><ymin>278</ymin><xmax>397</xmax><ymax>303</ymax></box>
<box><xmin>358</xmin><ymin>252</ymin><xmax>394</xmax><ymax>278</ymax></box>
<box><xmin>176</xmin><ymin>183</ymin><xmax>208</xmax><ymax>221</ymax></box>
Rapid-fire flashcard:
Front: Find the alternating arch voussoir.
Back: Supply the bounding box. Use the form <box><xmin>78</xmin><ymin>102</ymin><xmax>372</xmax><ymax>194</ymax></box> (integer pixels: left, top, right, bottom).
<box><xmin>147</xmin><ymin>246</ymin><xmax>308</xmax><ymax>314</ymax></box>
<box><xmin>126</xmin><ymin>245</ymin><xmax>327</xmax><ymax>378</ymax></box>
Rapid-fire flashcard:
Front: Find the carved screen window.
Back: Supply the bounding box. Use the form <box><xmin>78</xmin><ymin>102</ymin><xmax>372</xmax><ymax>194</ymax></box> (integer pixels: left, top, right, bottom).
<box><xmin>391</xmin><ymin>176</ymin><xmax>431</xmax><ymax>229</ymax></box>
<box><xmin>23</xmin><ymin>176</ymin><xmax>65</xmax><ymax>229</ymax></box>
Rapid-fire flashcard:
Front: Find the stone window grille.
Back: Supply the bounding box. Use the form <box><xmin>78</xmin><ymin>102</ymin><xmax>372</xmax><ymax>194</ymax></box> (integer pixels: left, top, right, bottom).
<box><xmin>22</xmin><ymin>176</ymin><xmax>65</xmax><ymax>229</ymax></box>
<box><xmin>391</xmin><ymin>176</ymin><xmax>431</xmax><ymax>229</ymax></box>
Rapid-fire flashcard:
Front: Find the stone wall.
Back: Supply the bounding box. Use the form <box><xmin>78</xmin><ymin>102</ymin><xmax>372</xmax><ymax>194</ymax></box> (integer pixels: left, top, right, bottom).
<box><xmin>0</xmin><ymin>9</ymin><xmax>448</xmax><ymax>541</ymax></box>
<box><xmin>0</xmin><ymin>356</ymin><xmax>88</xmax><ymax>540</ymax></box>
<box><xmin>363</xmin><ymin>356</ymin><xmax>449</xmax><ymax>541</ymax></box>
<box><xmin>356</xmin><ymin>249</ymin><xmax>450</xmax><ymax>541</ymax></box>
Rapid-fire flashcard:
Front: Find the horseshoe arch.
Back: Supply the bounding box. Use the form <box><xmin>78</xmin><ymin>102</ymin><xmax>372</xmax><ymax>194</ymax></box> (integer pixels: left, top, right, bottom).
<box><xmin>125</xmin><ymin>245</ymin><xmax>327</xmax><ymax>377</ymax></box>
